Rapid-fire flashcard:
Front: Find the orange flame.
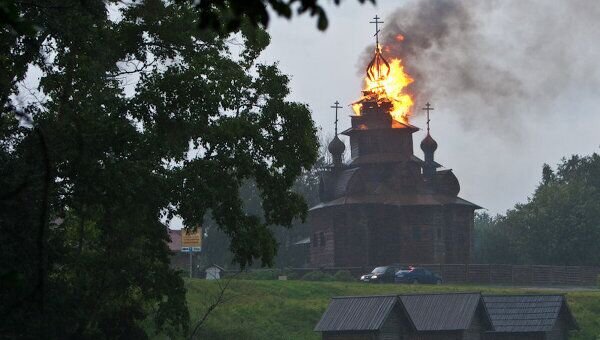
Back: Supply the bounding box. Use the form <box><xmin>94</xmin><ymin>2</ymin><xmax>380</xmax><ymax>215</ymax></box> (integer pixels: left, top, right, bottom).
<box><xmin>354</xmin><ymin>50</ymin><xmax>414</xmax><ymax>124</ymax></box>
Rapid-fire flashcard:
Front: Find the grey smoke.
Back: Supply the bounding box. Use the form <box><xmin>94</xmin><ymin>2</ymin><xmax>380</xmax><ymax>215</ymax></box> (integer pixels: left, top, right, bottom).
<box><xmin>360</xmin><ymin>0</ymin><xmax>600</xmax><ymax>134</ymax></box>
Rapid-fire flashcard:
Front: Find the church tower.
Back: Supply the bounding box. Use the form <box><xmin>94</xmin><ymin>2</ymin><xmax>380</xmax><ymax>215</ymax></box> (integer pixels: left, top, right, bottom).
<box><xmin>309</xmin><ymin>97</ymin><xmax>480</xmax><ymax>267</ymax></box>
<box><xmin>308</xmin><ymin>16</ymin><xmax>480</xmax><ymax>267</ymax></box>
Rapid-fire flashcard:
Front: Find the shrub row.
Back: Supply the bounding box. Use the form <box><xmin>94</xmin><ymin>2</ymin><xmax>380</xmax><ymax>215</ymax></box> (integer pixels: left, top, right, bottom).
<box><xmin>232</xmin><ymin>269</ymin><xmax>356</xmax><ymax>282</ymax></box>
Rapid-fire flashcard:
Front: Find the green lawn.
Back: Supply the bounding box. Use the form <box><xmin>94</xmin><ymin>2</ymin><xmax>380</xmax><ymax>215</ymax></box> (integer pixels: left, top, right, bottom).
<box><xmin>155</xmin><ymin>279</ymin><xmax>600</xmax><ymax>339</ymax></box>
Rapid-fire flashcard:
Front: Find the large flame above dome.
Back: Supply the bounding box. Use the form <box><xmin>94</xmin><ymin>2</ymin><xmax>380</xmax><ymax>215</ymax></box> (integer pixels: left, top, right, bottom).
<box><xmin>353</xmin><ymin>43</ymin><xmax>414</xmax><ymax>124</ymax></box>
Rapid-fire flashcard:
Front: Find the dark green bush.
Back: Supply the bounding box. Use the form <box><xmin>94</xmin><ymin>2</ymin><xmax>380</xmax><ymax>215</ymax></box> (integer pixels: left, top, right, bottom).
<box><xmin>301</xmin><ymin>271</ymin><xmax>334</xmax><ymax>281</ymax></box>
<box><xmin>280</xmin><ymin>269</ymin><xmax>300</xmax><ymax>280</ymax></box>
<box><xmin>237</xmin><ymin>269</ymin><xmax>280</xmax><ymax>280</ymax></box>
<box><xmin>234</xmin><ymin>268</ymin><xmax>302</xmax><ymax>281</ymax></box>
<box><xmin>333</xmin><ymin>270</ymin><xmax>356</xmax><ymax>282</ymax></box>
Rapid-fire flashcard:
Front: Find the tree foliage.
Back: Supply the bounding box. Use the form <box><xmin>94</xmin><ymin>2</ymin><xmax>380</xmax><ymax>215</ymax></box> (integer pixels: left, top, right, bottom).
<box><xmin>194</xmin><ymin>0</ymin><xmax>375</xmax><ymax>33</ymax></box>
<box><xmin>0</xmin><ymin>0</ymin><xmax>376</xmax><ymax>35</ymax></box>
<box><xmin>202</xmin><ymin>134</ymin><xmax>329</xmax><ymax>269</ymax></box>
<box><xmin>474</xmin><ymin>153</ymin><xmax>600</xmax><ymax>266</ymax></box>
<box><xmin>1</xmin><ymin>0</ymin><xmax>318</xmax><ymax>337</ymax></box>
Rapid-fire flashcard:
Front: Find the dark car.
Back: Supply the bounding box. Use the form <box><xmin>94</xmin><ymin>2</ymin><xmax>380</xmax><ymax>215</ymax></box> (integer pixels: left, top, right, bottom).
<box><xmin>360</xmin><ymin>265</ymin><xmax>402</xmax><ymax>283</ymax></box>
<box><xmin>394</xmin><ymin>267</ymin><xmax>442</xmax><ymax>284</ymax></box>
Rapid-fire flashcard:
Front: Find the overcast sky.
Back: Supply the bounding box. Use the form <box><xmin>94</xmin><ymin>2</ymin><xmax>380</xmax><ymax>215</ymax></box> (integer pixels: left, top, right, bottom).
<box><xmin>259</xmin><ymin>0</ymin><xmax>600</xmax><ymax>215</ymax></box>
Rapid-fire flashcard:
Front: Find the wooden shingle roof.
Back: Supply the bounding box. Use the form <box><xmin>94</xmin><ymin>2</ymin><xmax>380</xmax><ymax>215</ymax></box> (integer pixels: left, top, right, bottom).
<box><xmin>482</xmin><ymin>295</ymin><xmax>578</xmax><ymax>333</ymax></box>
<box><xmin>399</xmin><ymin>293</ymin><xmax>485</xmax><ymax>331</ymax></box>
<box><xmin>314</xmin><ymin>295</ymin><xmax>398</xmax><ymax>332</ymax></box>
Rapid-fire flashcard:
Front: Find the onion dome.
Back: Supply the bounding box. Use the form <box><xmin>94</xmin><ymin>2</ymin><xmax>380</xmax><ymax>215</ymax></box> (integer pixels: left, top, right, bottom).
<box><xmin>328</xmin><ymin>135</ymin><xmax>346</xmax><ymax>156</ymax></box>
<box><xmin>420</xmin><ymin>133</ymin><xmax>438</xmax><ymax>153</ymax></box>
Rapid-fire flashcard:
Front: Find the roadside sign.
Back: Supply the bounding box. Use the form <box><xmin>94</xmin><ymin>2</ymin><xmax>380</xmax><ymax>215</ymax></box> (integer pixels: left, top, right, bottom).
<box><xmin>182</xmin><ymin>228</ymin><xmax>202</xmax><ymax>249</ymax></box>
<box><xmin>181</xmin><ymin>227</ymin><xmax>202</xmax><ymax>278</ymax></box>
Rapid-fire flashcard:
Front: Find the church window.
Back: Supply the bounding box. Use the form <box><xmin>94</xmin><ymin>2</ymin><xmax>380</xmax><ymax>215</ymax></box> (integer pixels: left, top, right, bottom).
<box><xmin>319</xmin><ymin>232</ymin><xmax>326</xmax><ymax>247</ymax></box>
<box><xmin>312</xmin><ymin>233</ymin><xmax>317</xmax><ymax>247</ymax></box>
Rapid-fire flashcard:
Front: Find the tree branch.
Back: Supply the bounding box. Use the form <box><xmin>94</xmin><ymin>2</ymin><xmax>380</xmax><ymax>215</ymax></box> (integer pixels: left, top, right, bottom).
<box><xmin>188</xmin><ymin>272</ymin><xmax>239</xmax><ymax>339</ymax></box>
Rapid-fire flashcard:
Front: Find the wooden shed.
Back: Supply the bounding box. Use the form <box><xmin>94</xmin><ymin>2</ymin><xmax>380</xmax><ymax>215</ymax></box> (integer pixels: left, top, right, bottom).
<box><xmin>314</xmin><ymin>293</ymin><xmax>492</xmax><ymax>340</ymax></box>
<box><xmin>482</xmin><ymin>295</ymin><xmax>578</xmax><ymax>340</ymax></box>
<box><xmin>399</xmin><ymin>293</ymin><xmax>492</xmax><ymax>340</ymax></box>
<box><xmin>314</xmin><ymin>295</ymin><xmax>409</xmax><ymax>340</ymax></box>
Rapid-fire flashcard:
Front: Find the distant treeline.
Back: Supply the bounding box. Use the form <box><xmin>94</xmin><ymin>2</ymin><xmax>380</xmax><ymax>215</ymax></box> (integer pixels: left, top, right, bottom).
<box><xmin>473</xmin><ymin>152</ymin><xmax>600</xmax><ymax>266</ymax></box>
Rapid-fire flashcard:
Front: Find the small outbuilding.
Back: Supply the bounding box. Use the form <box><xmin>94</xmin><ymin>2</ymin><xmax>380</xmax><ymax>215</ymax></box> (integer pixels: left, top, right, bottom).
<box><xmin>314</xmin><ymin>295</ymin><xmax>409</xmax><ymax>340</ymax></box>
<box><xmin>399</xmin><ymin>293</ymin><xmax>492</xmax><ymax>340</ymax></box>
<box><xmin>482</xmin><ymin>295</ymin><xmax>578</xmax><ymax>340</ymax></box>
<box><xmin>314</xmin><ymin>293</ymin><xmax>492</xmax><ymax>340</ymax></box>
<box><xmin>315</xmin><ymin>293</ymin><xmax>579</xmax><ymax>340</ymax></box>
<box><xmin>204</xmin><ymin>264</ymin><xmax>225</xmax><ymax>280</ymax></box>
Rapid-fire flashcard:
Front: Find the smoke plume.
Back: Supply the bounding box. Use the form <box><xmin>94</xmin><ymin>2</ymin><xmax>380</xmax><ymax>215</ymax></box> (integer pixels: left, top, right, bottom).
<box><xmin>361</xmin><ymin>0</ymin><xmax>600</xmax><ymax>133</ymax></box>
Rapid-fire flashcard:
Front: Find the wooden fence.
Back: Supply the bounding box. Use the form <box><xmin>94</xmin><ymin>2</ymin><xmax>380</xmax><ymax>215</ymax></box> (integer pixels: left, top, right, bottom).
<box><xmin>276</xmin><ymin>264</ymin><xmax>600</xmax><ymax>286</ymax></box>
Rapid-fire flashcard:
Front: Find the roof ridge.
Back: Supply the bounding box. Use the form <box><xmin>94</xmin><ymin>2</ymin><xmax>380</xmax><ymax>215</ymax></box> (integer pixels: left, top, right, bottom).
<box><xmin>331</xmin><ymin>294</ymin><xmax>398</xmax><ymax>299</ymax></box>
<box><xmin>400</xmin><ymin>292</ymin><xmax>481</xmax><ymax>296</ymax></box>
<box><xmin>483</xmin><ymin>294</ymin><xmax>565</xmax><ymax>297</ymax></box>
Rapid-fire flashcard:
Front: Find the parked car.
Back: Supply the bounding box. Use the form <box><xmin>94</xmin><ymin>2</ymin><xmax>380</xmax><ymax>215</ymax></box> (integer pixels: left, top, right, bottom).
<box><xmin>395</xmin><ymin>267</ymin><xmax>442</xmax><ymax>284</ymax></box>
<box><xmin>360</xmin><ymin>265</ymin><xmax>402</xmax><ymax>283</ymax></box>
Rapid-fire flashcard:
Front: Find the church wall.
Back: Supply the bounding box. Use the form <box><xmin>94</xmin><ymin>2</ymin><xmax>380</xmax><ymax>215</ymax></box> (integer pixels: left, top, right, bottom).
<box><xmin>333</xmin><ymin>206</ymin><xmax>369</xmax><ymax>267</ymax></box>
<box><xmin>324</xmin><ymin>204</ymin><xmax>457</xmax><ymax>267</ymax></box>
<box><xmin>443</xmin><ymin>207</ymin><xmax>474</xmax><ymax>264</ymax></box>
<box><xmin>349</xmin><ymin>129</ymin><xmax>414</xmax><ymax>161</ymax></box>
<box><xmin>309</xmin><ymin>209</ymin><xmax>335</xmax><ymax>267</ymax></box>
<box><xmin>311</xmin><ymin>203</ymin><xmax>476</xmax><ymax>267</ymax></box>
<box><xmin>398</xmin><ymin>206</ymin><xmax>440</xmax><ymax>265</ymax></box>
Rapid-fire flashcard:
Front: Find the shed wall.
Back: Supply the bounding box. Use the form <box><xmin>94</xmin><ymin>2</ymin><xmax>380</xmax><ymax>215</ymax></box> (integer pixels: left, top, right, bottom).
<box><xmin>464</xmin><ymin>305</ymin><xmax>485</xmax><ymax>340</ymax></box>
<box><xmin>378</xmin><ymin>304</ymin><xmax>411</xmax><ymax>340</ymax></box>
<box><xmin>323</xmin><ymin>331</ymin><xmax>377</xmax><ymax>340</ymax></box>
<box><xmin>484</xmin><ymin>333</ymin><xmax>544</xmax><ymax>340</ymax></box>
<box><xmin>546</xmin><ymin>312</ymin><xmax>569</xmax><ymax>340</ymax></box>
<box><xmin>407</xmin><ymin>331</ymin><xmax>463</xmax><ymax>340</ymax></box>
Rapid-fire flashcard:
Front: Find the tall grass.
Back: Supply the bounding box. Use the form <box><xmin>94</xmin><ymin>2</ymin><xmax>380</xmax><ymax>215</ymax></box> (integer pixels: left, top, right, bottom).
<box><xmin>151</xmin><ymin>279</ymin><xmax>600</xmax><ymax>339</ymax></box>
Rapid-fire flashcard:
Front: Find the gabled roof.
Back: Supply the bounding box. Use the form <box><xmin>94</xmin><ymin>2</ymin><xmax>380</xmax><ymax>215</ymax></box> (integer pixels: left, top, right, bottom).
<box><xmin>314</xmin><ymin>295</ymin><xmax>398</xmax><ymax>332</ymax></box>
<box><xmin>293</xmin><ymin>237</ymin><xmax>310</xmax><ymax>245</ymax></box>
<box><xmin>482</xmin><ymin>295</ymin><xmax>579</xmax><ymax>333</ymax></box>
<box><xmin>204</xmin><ymin>264</ymin><xmax>225</xmax><ymax>271</ymax></box>
<box><xmin>167</xmin><ymin>228</ymin><xmax>182</xmax><ymax>252</ymax></box>
<box><xmin>399</xmin><ymin>293</ymin><xmax>485</xmax><ymax>331</ymax></box>
<box><xmin>309</xmin><ymin>193</ymin><xmax>481</xmax><ymax>211</ymax></box>
<box><xmin>411</xmin><ymin>155</ymin><xmax>442</xmax><ymax>168</ymax></box>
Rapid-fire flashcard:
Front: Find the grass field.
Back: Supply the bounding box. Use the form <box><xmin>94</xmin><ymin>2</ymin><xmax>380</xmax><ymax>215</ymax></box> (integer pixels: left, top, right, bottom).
<box><xmin>153</xmin><ymin>279</ymin><xmax>600</xmax><ymax>339</ymax></box>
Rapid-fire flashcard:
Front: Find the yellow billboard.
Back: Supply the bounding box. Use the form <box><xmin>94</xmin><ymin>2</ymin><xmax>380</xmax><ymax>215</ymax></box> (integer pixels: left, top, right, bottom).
<box><xmin>182</xmin><ymin>227</ymin><xmax>202</xmax><ymax>248</ymax></box>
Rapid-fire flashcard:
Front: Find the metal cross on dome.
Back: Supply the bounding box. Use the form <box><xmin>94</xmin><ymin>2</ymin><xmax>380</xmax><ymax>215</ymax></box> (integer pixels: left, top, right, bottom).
<box><xmin>370</xmin><ymin>15</ymin><xmax>384</xmax><ymax>47</ymax></box>
<box><xmin>422</xmin><ymin>102</ymin><xmax>434</xmax><ymax>133</ymax></box>
<box><xmin>366</xmin><ymin>15</ymin><xmax>390</xmax><ymax>81</ymax></box>
<box><xmin>331</xmin><ymin>100</ymin><xmax>343</xmax><ymax>135</ymax></box>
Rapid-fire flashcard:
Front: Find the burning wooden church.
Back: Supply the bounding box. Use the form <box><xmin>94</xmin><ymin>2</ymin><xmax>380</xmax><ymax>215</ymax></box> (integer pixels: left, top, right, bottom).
<box><xmin>308</xmin><ymin>16</ymin><xmax>480</xmax><ymax>267</ymax></box>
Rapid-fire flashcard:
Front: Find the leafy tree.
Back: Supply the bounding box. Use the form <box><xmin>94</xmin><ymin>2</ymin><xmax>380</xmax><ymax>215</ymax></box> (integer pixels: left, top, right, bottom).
<box><xmin>510</xmin><ymin>154</ymin><xmax>600</xmax><ymax>265</ymax></box>
<box><xmin>201</xmin><ymin>133</ymin><xmax>331</xmax><ymax>269</ymax></box>
<box><xmin>474</xmin><ymin>153</ymin><xmax>600</xmax><ymax>266</ymax></box>
<box><xmin>473</xmin><ymin>212</ymin><xmax>521</xmax><ymax>264</ymax></box>
<box><xmin>0</xmin><ymin>0</ymin><xmax>376</xmax><ymax>35</ymax></box>
<box><xmin>1</xmin><ymin>0</ymin><xmax>317</xmax><ymax>338</ymax></box>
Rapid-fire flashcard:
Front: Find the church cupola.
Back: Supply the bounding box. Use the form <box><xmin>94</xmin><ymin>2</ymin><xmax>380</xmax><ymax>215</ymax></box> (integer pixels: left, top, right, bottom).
<box><xmin>329</xmin><ymin>100</ymin><xmax>345</xmax><ymax>168</ymax></box>
<box><xmin>420</xmin><ymin>133</ymin><xmax>438</xmax><ymax>155</ymax></box>
<box><xmin>420</xmin><ymin>102</ymin><xmax>437</xmax><ymax>178</ymax></box>
<box><xmin>328</xmin><ymin>135</ymin><xmax>345</xmax><ymax>167</ymax></box>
